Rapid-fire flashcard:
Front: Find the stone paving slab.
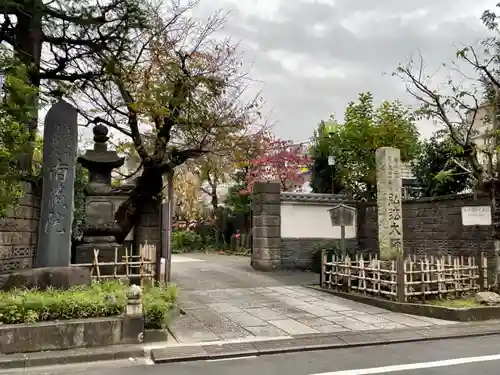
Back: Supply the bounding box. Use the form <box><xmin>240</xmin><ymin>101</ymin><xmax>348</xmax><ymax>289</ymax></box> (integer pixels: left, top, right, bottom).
<box><xmin>244</xmin><ymin>325</ymin><xmax>289</xmax><ymax>337</ymax></box>
<box><xmin>169</xmin><ymin>284</ymin><xmax>457</xmax><ymax>343</ymax></box>
<box><xmin>268</xmin><ymin>319</ymin><xmax>319</xmax><ymax>335</ymax></box>
<box><xmin>222</xmin><ymin>311</ymin><xmax>268</xmax><ymax>327</ymax></box>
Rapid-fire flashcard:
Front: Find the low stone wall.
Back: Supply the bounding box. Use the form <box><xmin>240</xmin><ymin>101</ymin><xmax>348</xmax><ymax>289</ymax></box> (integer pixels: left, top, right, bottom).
<box><xmin>281</xmin><ymin>238</ymin><xmax>357</xmax><ymax>270</ymax></box>
<box><xmin>0</xmin><ymin>316</ymin><xmax>143</xmax><ymax>354</ymax></box>
<box><xmin>251</xmin><ymin>182</ymin><xmax>355</xmax><ymax>271</ymax></box>
<box><xmin>357</xmin><ymin>194</ymin><xmax>493</xmax><ymax>256</ymax></box>
<box><xmin>251</xmin><ymin>182</ymin><xmax>496</xmax><ymax>272</ymax></box>
<box><xmin>0</xmin><ymin>181</ymin><xmax>40</xmax><ymax>274</ymax></box>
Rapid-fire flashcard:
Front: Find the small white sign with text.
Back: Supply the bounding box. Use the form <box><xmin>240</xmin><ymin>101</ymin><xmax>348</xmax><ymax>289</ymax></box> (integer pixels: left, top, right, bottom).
<box><xmin>461</xmin><ymin>206</ymin><xmax>492</xmax><ymax>226</ymax></box>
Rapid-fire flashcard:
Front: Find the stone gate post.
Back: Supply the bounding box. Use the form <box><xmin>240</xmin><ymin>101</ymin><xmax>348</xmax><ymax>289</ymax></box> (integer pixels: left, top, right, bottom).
<box><xmin>251</xmin><ymin>182</ymin><xmax>281</xmax><ymax>271</ymax></box>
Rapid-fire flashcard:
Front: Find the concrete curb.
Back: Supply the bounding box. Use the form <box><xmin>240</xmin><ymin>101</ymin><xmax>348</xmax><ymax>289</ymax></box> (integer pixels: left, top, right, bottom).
<box><xmin>151</xmin><ymin>322</ymin><xmax>500</xmax><ymax>363</ymax></box>
<box><xmin>0</xmin><ymin>344</ymin><xmax>146</xmax><ymax>370</ymax></box>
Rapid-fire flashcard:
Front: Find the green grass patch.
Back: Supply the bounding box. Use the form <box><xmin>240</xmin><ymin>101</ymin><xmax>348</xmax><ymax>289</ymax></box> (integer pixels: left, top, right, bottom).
<box><xmin>0</xmin><ymin>280</ymin><xmax>178</xmax><ymax>329</ymax></box>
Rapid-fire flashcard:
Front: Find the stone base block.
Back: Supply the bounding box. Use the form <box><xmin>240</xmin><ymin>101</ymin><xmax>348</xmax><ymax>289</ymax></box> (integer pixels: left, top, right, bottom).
<box><xmin>121</xmin><ymin>316</ymin><xmax>145</xmax><ymax>344</ymax></box>
<box><xmin>0</xmin><ymin>267</ymin><xmax>91</xmax><ymax>291</ymax></box>
<box><xmin>251</xmin><ymin>259</ymin><xmax>281</xmax><ymax>271</ymax></box>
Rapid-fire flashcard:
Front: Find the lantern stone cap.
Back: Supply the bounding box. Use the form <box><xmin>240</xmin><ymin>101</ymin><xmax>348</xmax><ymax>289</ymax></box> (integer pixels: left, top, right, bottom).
<box><xmin>78</xmin><ymin>124</ymin><xmax>125</xmax><ymax>168</ymax></box>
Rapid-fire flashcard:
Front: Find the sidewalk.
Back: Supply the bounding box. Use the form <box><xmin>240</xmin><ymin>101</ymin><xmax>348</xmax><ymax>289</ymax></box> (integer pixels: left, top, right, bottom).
<box><xmin>169</xmin><ymin>254</ymin><xmax>456</xmax><ymax>343</ymax></box>
<box><xmin>2</xmin><ymin>319</ymin><xmax>498</xmax><ymax>370</ymax></box>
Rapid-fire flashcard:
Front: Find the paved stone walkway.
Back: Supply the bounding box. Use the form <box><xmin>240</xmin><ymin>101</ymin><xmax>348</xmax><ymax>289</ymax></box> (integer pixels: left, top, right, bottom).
<box><xmin>170</xmin><ymin>254</ymin><xmax>457</xmax><ymax>343</ymax></box>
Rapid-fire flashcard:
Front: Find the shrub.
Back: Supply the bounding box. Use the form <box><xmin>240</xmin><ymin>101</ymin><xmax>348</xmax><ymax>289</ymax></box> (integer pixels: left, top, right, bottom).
<box><xmin>0</xmin><ymin>280</ymin><xmax>126</xmax><ymax>324</ymax></box>
<box><xmin>172</xmin><ymin>230</ymin><xmax>203</xmax><ymax>253</ymax></box>
<box><xmin>143</xmin><ymin>283</ymin><xmax>179</xmax><ymax>329</ymax></box>
<box><xmin>0</xmin><ymin>281</ymin><xmax>178</xmax><ymax>328</ymax></box>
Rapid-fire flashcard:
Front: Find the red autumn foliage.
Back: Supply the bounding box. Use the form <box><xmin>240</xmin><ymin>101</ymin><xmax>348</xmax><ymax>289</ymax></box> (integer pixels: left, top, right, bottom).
<box><xmin>244</xmin><ymin>137</ymin><xmax>311</xmax><ymax>193</ymax></box>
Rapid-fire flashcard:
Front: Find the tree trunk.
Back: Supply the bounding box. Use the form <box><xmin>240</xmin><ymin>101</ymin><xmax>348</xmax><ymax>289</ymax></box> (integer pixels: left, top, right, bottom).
<box><xmin>114</xmin><ymin>165</ymin><xmax>163</xmax><ymax>243</ymax></box>
<box><xmin>14</xmin><ymin>3</ymin><xmax>43</xmax><ymax>169</ymax></box>
<box><xmin>210</xmin><ymin>184</ymin><xmax>218</xmax><ymax>210</ymax></box>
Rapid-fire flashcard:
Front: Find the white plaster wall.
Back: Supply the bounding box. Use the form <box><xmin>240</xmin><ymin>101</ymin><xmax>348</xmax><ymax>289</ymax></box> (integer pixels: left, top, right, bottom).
<box><xmin>280</xmin><ymin>202</ymin><xmax>356</xmax><ymax>239</ymax></box>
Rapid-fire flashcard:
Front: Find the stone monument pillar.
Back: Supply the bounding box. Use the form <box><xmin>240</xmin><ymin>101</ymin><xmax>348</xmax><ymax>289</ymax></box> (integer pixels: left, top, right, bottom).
<box><xmin>74</xmin><ymin>125</ymin><xmax>127</xmax><ymax>269</ymax></box>
<box><xmin>36</xmin><ymin>100</ymin><xmax>78</xmax><ymax>267</ymax></box>
<box><xmin>375</xmin><ymin>147</ymin><xmax>404</xmax><ymax>260</ymax></box>
<box><xmin>251</xmin><ymin>182</ymin><xmax>281</xmax><ymax>271</ymax></box>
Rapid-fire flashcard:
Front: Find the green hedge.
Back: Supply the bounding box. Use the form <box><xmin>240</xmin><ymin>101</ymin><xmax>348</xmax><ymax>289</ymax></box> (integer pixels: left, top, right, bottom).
<box><xmin>143</xmin><ymin>283</ymin><xmax>179</xmax><ymax>329</ymax></box>
<box><xmin>0</xmin><ymin>281</ymin><xmax>178</xmax><ymax>329</ymax></box>
<box><xmin>172</xmin><ymin>230</ymin><xmax>204</xmax><ymax>253</ymax></box>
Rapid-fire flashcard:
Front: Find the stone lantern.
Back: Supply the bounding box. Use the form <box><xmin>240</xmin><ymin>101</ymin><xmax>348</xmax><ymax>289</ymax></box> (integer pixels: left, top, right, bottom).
<box><xmin>74</xmin><ymin>124</ymin><xmax>132</xmax><ymax>269</ymax></box>
<box><xmin>78</xmin><ymin>124</ymin><xmax>125</xmax><ymax>189</ymax></box>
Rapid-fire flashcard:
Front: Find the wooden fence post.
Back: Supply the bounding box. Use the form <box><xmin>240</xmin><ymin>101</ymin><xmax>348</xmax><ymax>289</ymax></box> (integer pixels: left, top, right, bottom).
<box><xmin>478</xmin><ymin>252</ymin><xmax>485</xmax><ymax>291</ymax></box>
<box><xmin>396</xmin><ymin>256</ymin><xmax>405</xmax><ymax>302</ymax></box>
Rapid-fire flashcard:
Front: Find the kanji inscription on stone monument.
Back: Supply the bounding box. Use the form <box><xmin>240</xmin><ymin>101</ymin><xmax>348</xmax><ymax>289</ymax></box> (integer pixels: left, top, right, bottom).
<box><xmin>376</xmin><ymin>147</ymin><xmax>403</xmax><ymax>260</ymax></box>
<box><xmin>36</xmin><ymin>100</ymin><xmax>78</xmax><ymax>267</ymax></box>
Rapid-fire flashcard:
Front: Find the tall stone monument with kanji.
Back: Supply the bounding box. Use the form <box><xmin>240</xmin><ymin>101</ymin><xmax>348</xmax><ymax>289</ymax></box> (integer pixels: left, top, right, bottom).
<box><xmin>375</xmin><ymin>147</ymin><xmax>403</xmax><ymax>260</ymax></box>
<box><xmin>36</xmin><ymin>100</ymin><xmax>78</xmax><ymax>267</ymax></box>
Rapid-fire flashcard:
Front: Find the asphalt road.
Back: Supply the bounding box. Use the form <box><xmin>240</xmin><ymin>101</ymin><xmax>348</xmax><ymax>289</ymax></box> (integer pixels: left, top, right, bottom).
<box><xmin>10</xmin><ymin>335</ymin><xmax>500</xmax><ymax>375</ymax></box>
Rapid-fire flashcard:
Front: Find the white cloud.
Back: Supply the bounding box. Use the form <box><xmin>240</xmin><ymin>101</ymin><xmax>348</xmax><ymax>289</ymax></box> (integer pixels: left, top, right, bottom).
<box><xmin>193</xmin><ymin>0</ymin><xmax>499</xmax><ymax>141</ymax></box>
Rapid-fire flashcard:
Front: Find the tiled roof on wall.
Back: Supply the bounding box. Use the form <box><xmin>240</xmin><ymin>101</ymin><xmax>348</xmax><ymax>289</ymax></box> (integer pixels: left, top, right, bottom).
<box><xmin>280</xmin><ymin>192</ymin><xmax>348</xmax><ymax>203</ymax></box>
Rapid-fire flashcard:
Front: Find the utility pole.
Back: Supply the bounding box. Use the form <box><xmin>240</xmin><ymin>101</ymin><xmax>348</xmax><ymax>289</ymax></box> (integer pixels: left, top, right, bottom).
<box><xmin>328</xmin><ymin>156</ymin><xmax>335</xmax><ymax>194</ymax></box>
<box><xmin>165</xmin><ymin>170</ymin><xmax>174</xmax><ymax>283</ymax></box>
<box><xmin>328</xmin><ymin>131</ymin><xmax>335</xmax><ymax>194</ymax></box>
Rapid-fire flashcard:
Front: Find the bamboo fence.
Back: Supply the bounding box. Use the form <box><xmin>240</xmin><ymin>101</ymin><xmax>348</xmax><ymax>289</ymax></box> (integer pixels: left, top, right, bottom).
<box><xmin>71</xmin><ymin>242</ymin><xmax>157</xmax><ymax>286</ymax></box>
<box><xmin>321</xmin><ymin>251</ymin><xmax>488</xmax><ymax>302</ymax></box>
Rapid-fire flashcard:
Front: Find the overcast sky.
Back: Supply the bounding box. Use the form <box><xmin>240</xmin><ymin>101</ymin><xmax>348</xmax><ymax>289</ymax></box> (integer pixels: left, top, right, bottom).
<box><xmin>189</xmin><ymin>0</ymin><xmax>498</xmax><ymax>142</ymax></box>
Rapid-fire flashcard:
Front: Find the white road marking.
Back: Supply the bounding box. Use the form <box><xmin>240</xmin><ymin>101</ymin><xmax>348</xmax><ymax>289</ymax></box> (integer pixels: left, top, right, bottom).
<box><xmin>207</xmin><ymin>355</ymin><xmax>257</xmax><ymax>362</ymax></box>
<box><xmin>311</xmin><ymin>353</ymin><xmax>500</xmax><ymax>374</ymax></box>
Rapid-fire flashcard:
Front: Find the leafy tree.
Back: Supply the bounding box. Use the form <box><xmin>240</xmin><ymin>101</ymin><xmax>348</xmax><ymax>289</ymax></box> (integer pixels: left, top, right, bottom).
<box><xmin>326</xmin><ymin>92</ymin><xmax>420</xmax><ymax>200</ymax></box>
<box><xmin>309</xmin><ymin>121</ymin><xmax>345</xmax><ymax>194</ymax></box>
<box><xmin>0</xmin><ymin>0</ymin><xmax>147</xmax><ymax>134</ymax></box>
<box><xmin>224</xmin><ymin>153</ymin><xmax>256</xmax><ymax>231</ymax></box>
<box><xmin>77</xmin><ymin>6</ymin><xmax>262</xmax><ymax>241</ymax></box>
<box><xmin>0</xmin><ymin>0</ymin><xmax>148</xmax><ymax>224</ymax></box>
<box><xmin>245</xmin><ymin>137</ymin><xmax>311</xmax><ymax>193</ymax></box>
<box><xmin>395</xmin><ymin>4</ymin><xmax>500</xmax><ymax>281</ymax></box>
<box><xmin>225</xmin><ymin>173</ymin><xmax>251</xmax><ymax>214</ymax></box>
<box><xmin>72</xmin><ymin>163</ymin><xmax>89</xmax><ymax>240</ymax></box>
<box><xmin>0</xmin><ymin>55</ymin><xmax>36</xmax><ymax>217</ymax></box>
<box><xmin>195</xmin><ymin>132</ymin><xmax>269</xmax><ymax>210</ymax></box>
<box><xmin>172</xmin><ymin>163</ymin><xmax>207</xmax><ymax>223</ymax></box>
<box><xmin>411</xmin><ymin>133</ymin><xmax>472</xmax><ymax>197</ymax></box>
